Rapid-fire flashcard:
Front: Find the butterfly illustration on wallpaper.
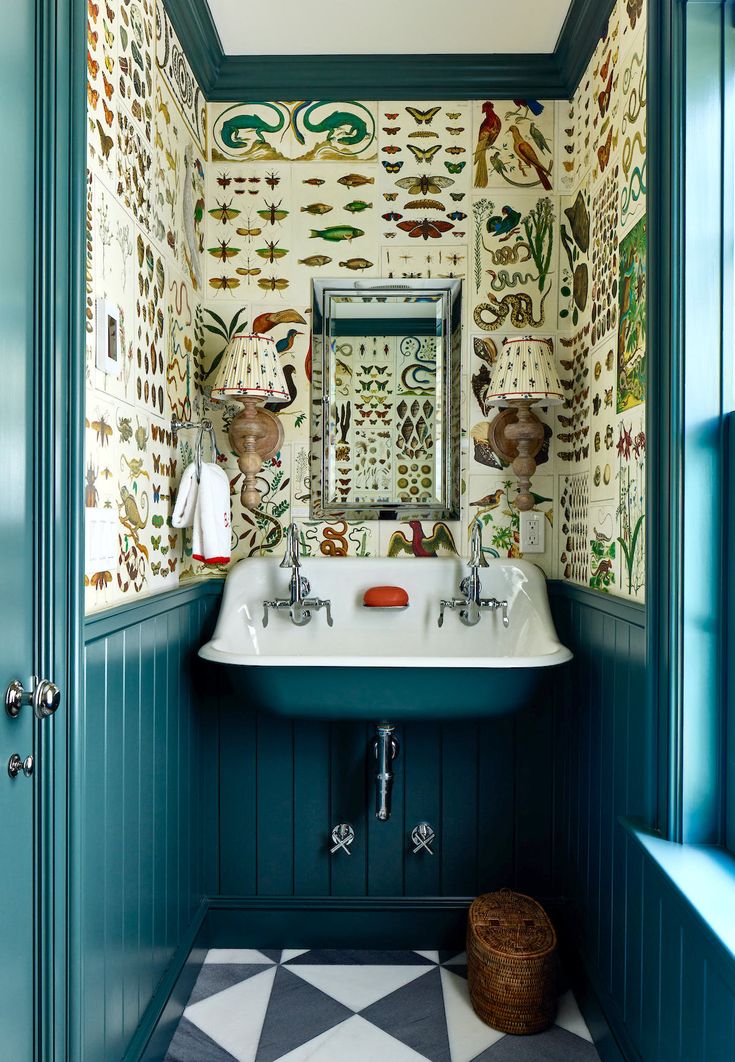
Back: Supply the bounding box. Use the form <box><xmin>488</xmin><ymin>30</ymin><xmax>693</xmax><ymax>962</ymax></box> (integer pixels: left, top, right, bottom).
<box><xmin>407</xmin><ymin>144</ymin><xmax>441</xmax><ymax>164</ymax></box>
<box><xmin>405</xmin><ymin>106</ymin><xmax>440</xmax><ymax>124</ymax></box>
<box><xmin>382</xmin><ymin>161</ymin><xmax>404</xmax><ymax>173</ymax></box>
<box><xmin>444</xmin><ymin>162</ymin><xmax>466</xmax><ymax>173</ymax></box>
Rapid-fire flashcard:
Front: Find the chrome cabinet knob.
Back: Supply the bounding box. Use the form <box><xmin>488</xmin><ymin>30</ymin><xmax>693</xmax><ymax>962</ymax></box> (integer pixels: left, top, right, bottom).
<box><xmin>5</xmin><ymin>678</ymin><xmax>60</xmax><ymax>720</ymax></box>
<box><xmin>411</xmin><ymin>822</ymin><xmax>435</xmax><ymax>855</ymax></box>
<box><xmin>8</xmin><ymin>754</ymin><xmax>33</xmax><ymax>779</ymax></box>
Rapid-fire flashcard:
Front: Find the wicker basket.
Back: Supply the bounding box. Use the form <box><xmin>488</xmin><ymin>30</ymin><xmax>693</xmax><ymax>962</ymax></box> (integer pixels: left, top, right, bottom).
<box><xmin>467</xmin><ymin>889</ymin><xmax>558</xmax><ymax>1035</ymax></box>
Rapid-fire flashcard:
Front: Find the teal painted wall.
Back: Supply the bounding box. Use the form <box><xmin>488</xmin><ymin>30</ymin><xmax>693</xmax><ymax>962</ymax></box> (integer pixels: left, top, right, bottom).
<box><xmin>70</xmin><ymin>585</ymin><xmax>220</xmax><ymax>1062</ymax></box>
<box><xmin>552</xmin><ymin>585</ymin><xmax>735</xmax><ymax>1060</ymax></box>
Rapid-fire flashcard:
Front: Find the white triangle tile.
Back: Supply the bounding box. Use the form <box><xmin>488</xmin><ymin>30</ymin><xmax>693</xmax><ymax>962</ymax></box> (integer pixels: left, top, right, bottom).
<box><xmin>288</xmin><ymin>964</ymin><xmax>432</xmax><ymax>1012</ymax></box>
<box><xmin>443</xmin><ymin>952</ymin><xmax>466</xmax><ymax>966</ymax></box>
<box><xmin>281</xmin><ymin>949</ymin><xmax>310</xmax><ymax>963</ymax></box>
<box><xmin>414</xmin><ymin>950</ymin><xmax>440</xmax><ymax>963</ymax></box>
<box><xmin>204</xmin><ymin>949</ymin><xmax>276</xmax><ymax>965</ymax></box>
<box><xmin>185</xmin><ymin>965</ymin><xmax>276</xmax><ymax>1062</ymax></box>
<box><xmin>556</xmin><ymin>990</ymin><xmax>593</xmax><ymax>1042</ymax></box>
<box><xmin>276</xmin><ymin>1013</ymin><xmax>428</xmax><ymax>1061</ymax></box>
<box><xmin>440</xmin><ymin>967</ymin><xmax>505</xmax><ymax>1062</ymax></box>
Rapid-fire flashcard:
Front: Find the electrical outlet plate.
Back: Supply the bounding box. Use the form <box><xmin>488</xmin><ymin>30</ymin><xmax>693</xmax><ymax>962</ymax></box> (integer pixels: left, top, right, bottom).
<box><xmin>520</xmin><ymin>510</ymin><xmax>545</xmax><ymax>553</ymax></box>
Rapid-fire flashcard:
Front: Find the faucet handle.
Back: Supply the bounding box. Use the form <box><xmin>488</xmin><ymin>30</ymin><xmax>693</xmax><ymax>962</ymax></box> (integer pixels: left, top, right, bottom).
<box><xmin>469</xmin><ymin>518</ymin><xmax>483</xmax><ymax>568</ymax></box>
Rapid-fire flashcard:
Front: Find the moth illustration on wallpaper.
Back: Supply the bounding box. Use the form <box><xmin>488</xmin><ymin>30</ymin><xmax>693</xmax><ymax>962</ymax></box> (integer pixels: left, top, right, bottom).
<box><xmin>211</xmin><ymin>101</ymin><xmax>377</xmax><ymax>162</ymax></box>
<box><xmin>473</xmin><ymin>100</ymin><xmax>554</xmax><ymax>191</ymax></box>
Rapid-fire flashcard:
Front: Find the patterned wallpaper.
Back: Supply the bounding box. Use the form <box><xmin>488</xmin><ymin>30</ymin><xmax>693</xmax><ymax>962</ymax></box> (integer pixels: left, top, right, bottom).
<box><xmin>84</xmin><ymin>0</ymin><xmax>646</xmax><ymax>612</ymax></box>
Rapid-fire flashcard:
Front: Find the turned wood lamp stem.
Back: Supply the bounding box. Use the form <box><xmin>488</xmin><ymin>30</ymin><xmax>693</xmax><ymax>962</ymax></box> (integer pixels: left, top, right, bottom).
<box><xmin>505</xmin><ymin>400</ymin><xmax>544</xmax><ymax>512</ymax></box>
<box><xmin>229</xmin><ymin>396</ymin><xmax>284</xmax><ymax>510</ymax></box>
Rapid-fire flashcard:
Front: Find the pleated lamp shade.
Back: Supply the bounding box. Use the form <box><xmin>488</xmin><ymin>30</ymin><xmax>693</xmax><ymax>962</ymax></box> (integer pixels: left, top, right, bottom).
<box><xmin>485</xmin><ymin>337</ymin><xmax>564</xmax><ymax>405</ymax></box>
<box><xmin>210</xmin><ymin>333</ymin><xmax>289</xmax><ymax>404</ymax></box>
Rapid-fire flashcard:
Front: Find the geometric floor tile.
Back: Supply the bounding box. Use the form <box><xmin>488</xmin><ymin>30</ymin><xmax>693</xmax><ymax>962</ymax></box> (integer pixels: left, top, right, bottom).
<box><xmin>480</xmin><ymin>1025</ymin><xmax>601</xmax><ymax>1060</ymax></box>
<box><xmin>189</xmin><ymin>965</ymin><xmax>279</xmax><ymax>1006</ymax></box>
<box><xmin>276</xmin><ymin>1014</ymin><xmax>428</xmax><ymax>1061</ymax></box>
<box><xmin>165</xmin><ymin>1017</ymin><xmax>239</xmax><ymax>1062</ymax></box>
<box><xmin>440</xmin><ymin>967</ymin><xmax>506</xmax><ymax>1062</ymax></box>
<box><xmin>288</xmin><ymin>963</ymin><xmax>433</xmax><ymax>1012</ymax></box>
<box><xmin>361</xmin><ymin>966</ymin><xmax>451</xmax><ymax>1061</ymax></box>
<box><xmin>255</xmin><ymin>967</ymin><xmax>352</xmax><ymax>1062</ymax></box>
<box><xmin>555</xmin><ymin>989</ymin><xmax>594</xmax><ymax>1042</ymax></box>
<box><xmin>165</xmin><ymin>949</ymin><xmax>600</xmax><ymax>1062</ymax></box>
<box><xmin>184</xmin><ymin>966</ymin><xmax>277</xmax><ymax>1062</ymax></box>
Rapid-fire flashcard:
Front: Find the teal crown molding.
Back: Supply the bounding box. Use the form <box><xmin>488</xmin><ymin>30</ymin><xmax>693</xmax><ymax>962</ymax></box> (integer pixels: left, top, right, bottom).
<box><xmin>163</xmin><ymin>0</ymin><xmax>616</xmax><ymax>101</ymax></box>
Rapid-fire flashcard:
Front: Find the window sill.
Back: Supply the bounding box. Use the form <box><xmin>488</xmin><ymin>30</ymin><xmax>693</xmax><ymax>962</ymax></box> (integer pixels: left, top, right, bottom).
<box><xmin>622</xmin><ymin>818</ymin><xmax>735</xmax><ymax>963</ymax></box>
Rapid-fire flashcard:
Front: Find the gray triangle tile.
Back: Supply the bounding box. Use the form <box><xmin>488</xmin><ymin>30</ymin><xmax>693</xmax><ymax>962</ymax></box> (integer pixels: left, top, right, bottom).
<box><xmin>254</xmin><ymin>965</ymin><xmax>352</xmax><ymax>1062</ymax></box>
<box><xmin>477</xmin><ymin>1025</ymin><xmax>601</xmax><ymax>1060</ymax></box>
<box><xmin>361</xmin><ymin>966</ymin><xmax>451</xmax><ymax>1062</ymax></box>
<box><xmin>188</xmin><ymin>964</ymin><xmax>275</xmax><ymax>1006</ymax></box>
<box><xmin>284</xmin><ymin>949</ymin><xmax>435</xmax><ymax>966</ymax></box>
<box><xmin>165</xmin><ymin>1017</ymin><xmax>239</xmax><ymax>1061</ymax></box>
<box><xmin>259</xmin><ymin>949</ymin><xmax>283</xmax><ymax>963</ymax></box>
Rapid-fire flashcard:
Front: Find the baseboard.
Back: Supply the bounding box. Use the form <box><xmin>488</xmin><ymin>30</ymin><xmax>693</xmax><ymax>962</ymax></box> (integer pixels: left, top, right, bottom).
<box><xmin>201</xmin><ymin>895</ymin><xmax>475</xmax><ymax>950</ymax></box>
<box><xmin>556</xmin><ymin>904</ymin><xmax>641</xmax><ymax>1062</ymax></box>
<box><xmin>124</xmin><ymin>899</ymin><xmax>209</xmax><ymax>1062</ymax></box>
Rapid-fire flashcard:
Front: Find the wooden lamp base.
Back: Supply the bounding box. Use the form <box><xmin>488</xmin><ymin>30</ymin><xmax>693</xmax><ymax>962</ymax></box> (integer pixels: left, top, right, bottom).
<box><xmin>487</xmin><ymin>400</ymin><xmax>544</xmax><ymax>512</ymax></box>
<box><xmin>228</xmin><ymin>396</ymin><xmax>284</xmax><ymax>509</ymax></box>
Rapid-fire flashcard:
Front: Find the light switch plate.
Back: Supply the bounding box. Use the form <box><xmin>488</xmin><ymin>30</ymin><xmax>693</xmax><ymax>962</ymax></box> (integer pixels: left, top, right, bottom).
<box><xmin>520</xmin><ymin>510</ymin><xmax>545</xmax><ymax>553</ymax></box>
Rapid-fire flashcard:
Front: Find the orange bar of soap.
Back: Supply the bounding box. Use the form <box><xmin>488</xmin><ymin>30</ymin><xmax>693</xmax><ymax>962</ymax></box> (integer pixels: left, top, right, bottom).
<box><xmin>363</xmin><ymin>585</ymin><xmax>409</xmax><ymax>608</ymax></box>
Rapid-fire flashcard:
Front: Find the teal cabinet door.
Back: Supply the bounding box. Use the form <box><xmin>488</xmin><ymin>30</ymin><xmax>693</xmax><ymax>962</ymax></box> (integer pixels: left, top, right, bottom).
<box><xmin>0</xmin><ymin>0</ymin><xmax>39</xmax><ymax>1057</ymax></box>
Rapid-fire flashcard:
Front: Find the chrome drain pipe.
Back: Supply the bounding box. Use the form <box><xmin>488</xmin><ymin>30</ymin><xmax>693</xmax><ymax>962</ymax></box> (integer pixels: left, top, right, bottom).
<box><xmin>374</xmin><ymin>723</ymin><xmax>400</xmax><ymax>821</ymax></box>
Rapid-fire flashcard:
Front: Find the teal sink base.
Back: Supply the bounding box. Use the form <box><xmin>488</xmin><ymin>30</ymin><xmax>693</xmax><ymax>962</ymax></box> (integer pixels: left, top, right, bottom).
<box><xmin>218</xmin><ymin>663</ymin><xmax>563</xmax><ymax>721</ymax></box>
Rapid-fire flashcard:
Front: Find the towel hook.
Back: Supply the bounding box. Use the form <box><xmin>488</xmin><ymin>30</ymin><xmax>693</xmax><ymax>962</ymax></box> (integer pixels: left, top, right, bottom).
<box><xmin>172</xmin><ymin>417</ymin><xmax>219</xmax><ymax>483</ymax></box>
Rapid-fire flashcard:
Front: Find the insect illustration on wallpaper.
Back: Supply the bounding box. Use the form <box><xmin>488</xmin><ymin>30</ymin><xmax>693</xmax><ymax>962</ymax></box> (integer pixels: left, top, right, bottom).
<box><xmin>405</xmin><ymin>106</ymin><xmax>441</xmax><ymax>125</ymax></box>
<box><xmin>382</xmin><ymin>145</ymin><xmax>402</xmax><ymax>154</ymax></box>
<box><xmin>444</xmin><ymin>161</ymin><xmax>466</xmax><ymax>174</ymax></box>
<box><xmin>236</xmin><ymin>222</ymin><xmax>263</xmax><ymax>238</ymax></box>
<box><xmin>91</xmin><ymin>413</ymin><xmax>113</xmax><ymax>446</ymax></box>
<box><xmin>253</xmin><ymin>240</ymin><xmax>288</xmax><ymax>267</ymax></box>
<box><xmin>209</xmin><ymin>275</ymin><xmax>241</xmax><ymax>291</ymax></box>
<box><xmin>383</xmin><ymin>126</ymin><xmax>399</xmax><ymax>136</ymax></box>
<box><xmin>397</xmin><ymin>174</ymin><xmax>453</xmax><ymax>197</ymax></box>
<box><xmin>407</xmin><ymin>144</ymin><xmax>441</xmax><ymax>164</ymax></box>
<box><xmin>257</xmin><ymin>276</ymin><xmax>290</xmax><ymax>292</ymax></box>
<box><xmin>257</xmin><ymin>200</ymin><xmax>289</xmax><ymax>224</ymax></box>
<box><xmin>444</xmin><ymin>146</ymin><xmax>465</xmax><ymax>156</ymax></box>
<box><xmin>382</xmin><ymin>161</ymin><xmax>404</xmax><ymax>173</ymax></box>
<box><xmin>209</xmin><ymin>200</ymin><xmax>240</xmax><ymax>224</ymax></box>
<box><xmin>208</xmin><ymin>239</ymin><xmax>240</xmax><ymax>261</ymax></box>
<box><xmin>397</xmin><ymin>218</ymin><xmax>454</xmax><ymax>240</ymax></box>
<box><xmin>264</xmin><ymin>171</ymin><xmax>281</xmax><ymax>189</ymax></box>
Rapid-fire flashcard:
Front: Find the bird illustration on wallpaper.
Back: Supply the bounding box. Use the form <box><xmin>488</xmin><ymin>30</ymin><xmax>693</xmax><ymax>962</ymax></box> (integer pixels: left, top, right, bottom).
<box><xmin>387</xmin><ymin>521</ymin><xmax>457</xmax><ymax>557</ymax></box>
<box><xmin>211</xmin><ymin>101</ymin><xmax>377</xmax><ymax>162</ymax></box>
<box><xmin>617</xmin><ymin>214</ymin><xmax>647</xmax><ymax>413</ymax></box>
<box><xmin>472</xmin><ymin>100</ymin><xmax>554</xmax><ymax>190</ymax></box>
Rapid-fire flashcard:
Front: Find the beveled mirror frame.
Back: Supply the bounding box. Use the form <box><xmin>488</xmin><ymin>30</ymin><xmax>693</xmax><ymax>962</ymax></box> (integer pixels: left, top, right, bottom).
<box><xmin>310</xmin><ymin>278</ymin><xmax>462</xmax><ymax>521</ymax></box>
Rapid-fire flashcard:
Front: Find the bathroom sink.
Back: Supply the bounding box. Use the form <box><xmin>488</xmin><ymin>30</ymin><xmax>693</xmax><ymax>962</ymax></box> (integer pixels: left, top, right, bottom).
<box><xmin>199</xmin><ymin>557</ymin><xmax>571</xmax><ymax>720</ymax></box>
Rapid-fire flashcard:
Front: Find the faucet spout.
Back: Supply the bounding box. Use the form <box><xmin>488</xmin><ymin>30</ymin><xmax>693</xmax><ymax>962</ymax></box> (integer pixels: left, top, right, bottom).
<box><xmin>469</xmin><ymin>518</ymin><xmax>483</xmax><ymax>568</ymax></box>
<box><xmin>280</xmin><ymin>521</ymin><xmax>300</xmax><ymax>569</ymax></box>
<box><xmin>374</xmin><ymin>723</ymin><xmax>399</xmax><ymax>821</ymax></box>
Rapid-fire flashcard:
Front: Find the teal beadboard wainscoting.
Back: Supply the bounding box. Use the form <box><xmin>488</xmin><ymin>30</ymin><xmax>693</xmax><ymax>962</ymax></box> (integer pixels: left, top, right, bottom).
<box><xmin>72</xmin><ymin>583</ymin><xmax>222</xmax><ymax>1062</ymax></box>
<box><xmin>551</xmin><ymin>584</ymin><xmax>735</xmax><ymax>1061</ymax></box>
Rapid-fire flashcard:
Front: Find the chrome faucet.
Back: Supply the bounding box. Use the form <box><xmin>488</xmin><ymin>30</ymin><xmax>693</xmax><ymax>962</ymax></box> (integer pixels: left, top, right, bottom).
<box><xmin>438</xmin><ymin>519</ymin><xmax>509</xmax><ymax>628</ymax></box>
<box><xmin>263</xmin><ymin>522</ymin><xmax>333</xmax><ymax>628</ymax></box>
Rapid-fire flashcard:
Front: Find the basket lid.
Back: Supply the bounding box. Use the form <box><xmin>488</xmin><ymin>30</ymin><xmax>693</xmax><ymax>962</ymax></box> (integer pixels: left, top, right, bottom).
<box><xmin>469</xmin><ymin>889</ymin><xmax>556</xmax><ymax>957</ymax></box>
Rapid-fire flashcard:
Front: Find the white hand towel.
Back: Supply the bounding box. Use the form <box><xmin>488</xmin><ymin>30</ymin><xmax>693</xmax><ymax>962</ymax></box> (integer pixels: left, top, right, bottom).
<box><xmin>171</xmin><ymin>462</ymin><xmax>198</xmax><ymax>528</ymax></box>
<box><xmin>192</xmin><ymin>462</ymin><xmax>231</xmax><ymax>565</ymax></box>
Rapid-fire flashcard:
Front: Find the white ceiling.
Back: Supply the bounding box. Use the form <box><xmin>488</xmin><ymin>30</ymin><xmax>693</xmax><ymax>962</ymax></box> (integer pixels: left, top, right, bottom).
<box><xmin>206</xmin><ymin>0</ymin><xmax>573</xmax><ymax>56</ymax></box>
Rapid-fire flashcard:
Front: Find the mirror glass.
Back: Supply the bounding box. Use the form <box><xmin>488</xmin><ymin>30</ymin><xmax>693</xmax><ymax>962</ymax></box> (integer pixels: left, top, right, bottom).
<box><xmin>311</xmin><ymin>279</ymin><xmax>461</xmax><ymax>520</ymax></box>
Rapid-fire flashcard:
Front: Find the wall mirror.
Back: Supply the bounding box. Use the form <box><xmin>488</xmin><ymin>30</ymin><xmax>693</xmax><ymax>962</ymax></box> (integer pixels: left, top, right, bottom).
<box><xmin>310</xmin><ymin>278</ymin><xmax>461</xmax><ymax>521</ymax></box>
